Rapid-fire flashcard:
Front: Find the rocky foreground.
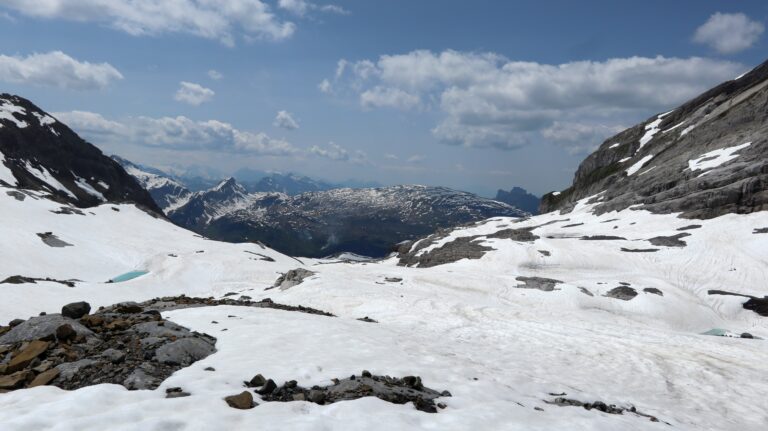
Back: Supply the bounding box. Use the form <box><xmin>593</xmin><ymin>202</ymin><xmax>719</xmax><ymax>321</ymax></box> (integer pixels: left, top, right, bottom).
<box><xmin>0</xmin><ymin>296</ymin><xmax>452</xmax><ymax>414</ymax></box>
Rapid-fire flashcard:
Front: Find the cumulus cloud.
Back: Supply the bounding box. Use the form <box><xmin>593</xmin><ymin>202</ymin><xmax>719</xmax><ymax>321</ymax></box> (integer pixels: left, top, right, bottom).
<box><xmin>310</xmin><ymin>142</ymin><xmax>368</xmax><ymax>164</ymax></box>
<box><xmin>694</xmin><ymin>12</ymin><xmax>764</xmax><ymax>54</ymax></box>
<box><xmin>318</xmin><ymin>79</ymin><xmax>332</xmax><ymax>93</ymax></box>
<box><xmin>541</xmin><ymin>122</ymin><xmax>626</xmax><ymax>154</ymax></box>
<box><xmin>55</xmin><ymin>110</ymin><xmax>298</xmax><ymax>156</ymax></box>
<box><xmin>208</xmin><ymin>69</ymin><xmax>223</xmax><ymax>80</ymax></box>
<box><xmin>360</xmin><ymin>87</ymin><xmax>420</xmax><ymax>110</ymax></box>
<box><xmin>174</xmin><ymin>81</ymin><xmax>215</xmax><ymax>106</ymax></box>
<box><xmin>328</xmin><ymin>50</ymin><xmax>743</xmax><ymax>152</ymax></box>
<box><xmin>0</xmin><ymin>50</ymin><xmax>123</xmax><ymax>90</ymax></box>
<box><xmin>273</xmin><ymin>110</ymin><xmax>299</xmax><ymax>130</ymax></box>
<box><xmin>0</xmin><ymin>0</ymin><xmax>295</xmax><ymax>45</ymax></box>
<box><xmin>278</xmin><ymin>0</ymin><xmax>349</xmax><ymax>17</ymax></box>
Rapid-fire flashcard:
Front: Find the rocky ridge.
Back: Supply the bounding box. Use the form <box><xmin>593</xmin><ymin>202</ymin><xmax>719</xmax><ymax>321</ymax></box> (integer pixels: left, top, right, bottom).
<box><xmin>541</xmin><ymin>59</ymin><xmax>768</xmax><ymax>218</ymax></box>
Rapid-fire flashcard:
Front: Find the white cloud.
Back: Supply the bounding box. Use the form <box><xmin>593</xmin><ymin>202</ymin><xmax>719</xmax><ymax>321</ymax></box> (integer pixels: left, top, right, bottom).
<box><xmin>278</xmin><ymin>0</ymin><xmax>349</xmax><ymax>17</ymax></box>
<box><xmin>0</xmin><ymin>50</ymin><xmax>123</xmax><ymax>90</ymax></box>
<box><xmin>384</xmin><ymin>153</ymin><xmax>398</xmax><ymax>160</ymax></box>
<box><xmin>55</xmin><ymin>110</ymin><xmax>298</xmax><ymax>156</ymax></box>
<box><xmin>274</xmin><ymin>110</ymin><xmax>299</xmax><ymax>130</ymax></box>
<box><xmin>329</xmin><ymin>50</ymin><xmax>743</xmax><ymax>151</ymax></box>
<box><xmin>541</xmin><ymin>122</ymin><xmax>626</xmax><ymax>154</ymax></box>
<box><xmin>0</xmin><ymin>0</ymin><xmax>295</xmax><ymax>45</ymax></box>
<box><xmin>174</xmin><ymin>81</ymin><xmax>215</xmax><ymax>106</ymax></box>
<box><xmin>208</xmin><ymin>69</ymin><xmax>223</xmax><ymax>80</ymax></box>
<box><xmin>310</xmin><ymin>142</ymin><xmax>368</xmax><ymax>164</ymax></box>
<box><xmin>694</xmin><ymin>12</ymin><xmax>764</xmax><ymax>54</ymax></box>
<box><xmin>318</xmin><ymin>79</ymin><xmax>332</xmax><ymax>93</ymax></box>
<box><xmin>406</xmin><ymin>154</ymin><xmax>426</xmax><ymax>163</ymax></box>
<box><xmin>360</xmin><ymin>87</ymin><xmax>420</xmax><ymax>110</ymax></box>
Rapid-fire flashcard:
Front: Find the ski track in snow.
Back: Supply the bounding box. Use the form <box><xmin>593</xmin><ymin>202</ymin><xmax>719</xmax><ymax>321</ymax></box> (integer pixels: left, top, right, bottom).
<box><xmin>0</xmin><ymin>186</ymin><xmax>767</xmax><ymax>430</ymax></box>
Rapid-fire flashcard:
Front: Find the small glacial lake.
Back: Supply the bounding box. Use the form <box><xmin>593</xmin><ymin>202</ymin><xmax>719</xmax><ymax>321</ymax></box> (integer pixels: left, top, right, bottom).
<box><xmin>109</xmin><ymin>270</ymin><xmax>149</xmax><ymax>283</ymax></box>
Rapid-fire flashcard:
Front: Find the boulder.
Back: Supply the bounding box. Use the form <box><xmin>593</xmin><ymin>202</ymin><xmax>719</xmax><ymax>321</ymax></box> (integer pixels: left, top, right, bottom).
<box><xmin>225</xmin><ymin>391</ymin><xmax>255</xmax><ymax>409</ymax></box>
<box><xmin>29</xmin><ymin>368</ymin><xmax>59</xmax><ymax>387</ymax></box>
<box><xmin>0</xmin><ymin>315</ymin><xmax>93</xmax><ymax>344</ymax></box>
<box><xmin>61</xmin><ymin>302</ymin><xmax>91</xmax><ymax>319</ymax></box>
<box><xmin>8</xmin><ymin>340</ymin><xmax>49</xmax><ymax>373</ymax></box>
<box><xmin>155</xmin><ymin>338</ymin><xmax>216</xmax><ymax>366</ymax></box>
<box><xmin>0</xmin><ymin>370</ymin><xmax>31</xmax><ymax>389</ymax></box>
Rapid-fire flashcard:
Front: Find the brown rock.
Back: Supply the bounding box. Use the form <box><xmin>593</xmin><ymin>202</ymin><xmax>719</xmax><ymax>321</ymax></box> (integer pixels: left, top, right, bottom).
<box><xmin>105</xmin><ymin>320</ymin><xmax>130</xmax><ymax>331</ymax></box>
<box><xmin>8</xmin><ymin>340</ymin><xmax>49</xmax><ymax>373</ymax></box>
<box><xmin>0</xmin><ymin>364</ymin><xmax>7</xmax><ymax>374</ymax></box>
<box><xmin>32</xmin><ymin>361</ymin><xmax>53</xmax><ymax>373</ymax></box>
<box><xmin>56</xmin><ymin>324</ymin><xmax>77</xmax><ymax>341</ymax></box>
<box><xmin>225</xmin><ymin>391</ymin><xmax>255</xmax><ymax>409</ymax></box>
<box><xmin>0</xmin><ymin>370</ymin><xmax>32</xmax><ymax>389</ymax></box>
<box><xmin>80</xmin><ymin>315</ymin><xmax>104</xmax><ymax>328</ymax></box>
<box><xmin>29</xmin><ymin>368</ymin><xmax>59</xmax><ymax>387</ymax></box>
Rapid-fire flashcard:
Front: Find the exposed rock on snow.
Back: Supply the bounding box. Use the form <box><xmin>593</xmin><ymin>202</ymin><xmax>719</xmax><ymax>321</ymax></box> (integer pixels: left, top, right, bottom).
<box><xmin>515</xmin><ymin>276</ymin><xmax>563</xmax><ymax>292</ymax></box>
<box><xmin>36</xmin><ymin>232</ymin><xmax>73</xmax><ymax>248</ymax></box>
<box><xmin>643</xmin><ymin>288</ymin><xmax>663</xmax><ymax>296</ymax></box>
<box><xmin>0</xmin><ymin>275</ymin><xmax>76</xmax><ymax>287</ymax></box>
<box><xmin>225</xmin><ymin>391</ymin><xmax>256</xmax><ymax>409</ymax></box>
<box><xmin>604</xmin><ymin>286</ymin><xmax>638</xmax><ymax>301</ymax></box>
<box><xmin>271</xmin><ymin>268</ymin><xmax>316</xmax><ymax>290</ymax></box>
<box><xmin>0</xmin><ymin>301</ymin><xmax>216</xmax><ymax>392</ymax></box>
<box><xmin>399</xmin><ymin>236</ymin><xmax>494</xmax><ymax>268</ymax></box>
<box><xmin>620</xmin><ymin>247</ymin><xmax>659</xmax><ymax>253</ymax></box>
<box><xmin>648</xmin><ymin>233</ymin><xmax>690</xmax><ymax>247</ymax></box>
<box><xmin>546</xmin><ymin>396</ymin><xmax>665</xmax><ymax>423</ymax></box>
<box><xmin>580</xmin><ymin>235</ymin><xmax>626</xmax><ymax>240</ymax></box>
<box><xmin>255</xmin><ymin>372</ymin><xmax>451</xmax><ymax>413</ymax></box>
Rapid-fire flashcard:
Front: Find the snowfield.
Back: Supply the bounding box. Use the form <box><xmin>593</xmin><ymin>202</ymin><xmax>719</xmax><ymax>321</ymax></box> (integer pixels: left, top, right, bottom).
<box><xmin>1</xmin><ymin>184</ymin><xmax>767</xmax><ymax>430</ymax></box>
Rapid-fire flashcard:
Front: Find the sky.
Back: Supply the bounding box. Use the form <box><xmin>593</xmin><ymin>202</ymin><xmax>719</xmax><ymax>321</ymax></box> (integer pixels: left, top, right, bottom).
<box><xmin>0</xmin><ymin>1</ymin><xmax>766</xmax><ymax>197</ymax></box>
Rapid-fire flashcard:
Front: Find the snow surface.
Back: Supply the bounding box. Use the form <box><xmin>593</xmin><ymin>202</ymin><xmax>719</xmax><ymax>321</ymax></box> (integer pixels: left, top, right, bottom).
<box><xmin>1</xmin><ymin>185</ymin><xmax>767</xmax><ymax>430</ymax></box>
<box><xmin>23</xmin><ymin>161</ymin><xmax>76</xmax><ymax>199</ymax></box>
<box><xmin>626</xmin><ymin>154</ymin><xmax>654</xmax><ymax>176</ymax></box>
<box><xmin>0</xmin><ymin>152</ymin><xmax>17</xmax><ymax>186</ymax></box>
<box><xmin>688</xmin><ymin>142</ymin><xmax>752</xmax><ymax>173</ymax></box>
<box><xmin>608</xmin><ymin>143</ymin><xmax>620</xmax><ymax>149</ymax></box>
<box><xmin>74</xmin><ymin>176</ymin><xmax>105</xmax><ymax>201</ymax></box>
<box><xmin>0</xmin><ymin>100</ymin><xmax>28</xmax><ymax>128</ymax></box>
<box><xmin>637</xmin><ymin>117</ymin><xmax>662</xmax><ymax>152</ymax></box>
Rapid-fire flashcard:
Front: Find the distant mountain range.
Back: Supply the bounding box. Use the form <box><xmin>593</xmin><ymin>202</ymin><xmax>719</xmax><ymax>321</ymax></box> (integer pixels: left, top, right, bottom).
<box><xmin>495</xmin><ymin>187</ymin><xmax>540</xmax><ymax>214</ymax></box>
<box><xmin>110</xmin><ymin>157</ymin><xmax>529</xmax><ymax>257</ymax></box>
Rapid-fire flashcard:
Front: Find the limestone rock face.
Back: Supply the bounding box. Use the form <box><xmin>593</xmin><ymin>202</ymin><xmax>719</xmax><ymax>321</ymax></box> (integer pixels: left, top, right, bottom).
<box><xmin>541</xmin><ymin>60</ymin><xmax>768</xmax><ymax>219</ymax></box>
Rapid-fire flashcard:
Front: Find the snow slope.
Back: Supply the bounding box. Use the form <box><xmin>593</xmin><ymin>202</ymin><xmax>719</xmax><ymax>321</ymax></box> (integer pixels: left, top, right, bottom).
<box><xmin>1</xmin><ymin>182</ymin><xmax>767</xmax><ymax>430</ymax></box>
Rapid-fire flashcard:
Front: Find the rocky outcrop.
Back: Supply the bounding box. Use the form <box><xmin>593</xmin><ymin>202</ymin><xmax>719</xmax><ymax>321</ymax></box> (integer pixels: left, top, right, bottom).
<box><xmin>541</xmin><ymin>59</ymin><xmax>768</xmax><ymax>219</ymax></box>
<box><xmin>251</xmin><ymin>371</ymin><xmax>451</xmax><ymax>413</ymax></box>
<box><xmin>0</xmin><ymin>301</ymin><xmax>215</xmax><ymax>392</ymax></box>
<box><xmin>271</xmin><ymin>268</ymin><xmax>316</xmax><ymax>290</ymax></box>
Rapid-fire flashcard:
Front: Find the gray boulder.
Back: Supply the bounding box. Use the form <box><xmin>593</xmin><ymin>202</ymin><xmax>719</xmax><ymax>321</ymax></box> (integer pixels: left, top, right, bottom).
<box><xmin>0</xmin><ymin>315</ymin><xmax>93</xmax><ymax>344</ymax></box>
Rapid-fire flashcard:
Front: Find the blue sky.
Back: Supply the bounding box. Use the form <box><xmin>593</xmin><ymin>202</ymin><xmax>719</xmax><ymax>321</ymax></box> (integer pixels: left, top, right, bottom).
<box><xmin>1</xmin><ymin>1</ymin><xmax>766</xmax><ymax>196</ymax></box>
